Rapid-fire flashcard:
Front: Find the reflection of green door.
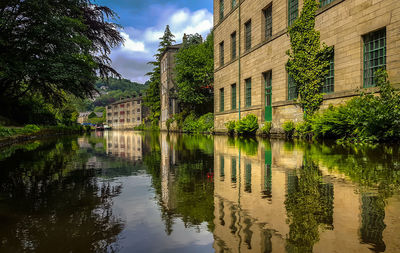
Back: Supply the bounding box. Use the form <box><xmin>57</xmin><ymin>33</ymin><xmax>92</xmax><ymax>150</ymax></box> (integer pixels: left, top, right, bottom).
<box><xmin>264</xmin><ymin>72</ymin><xmax>272</xmax><ymax>122</ymax></box>
<box><xmin>264</xmin><ymin>146</ymin><xmax>272</xmax><ymax>197</ymax></box>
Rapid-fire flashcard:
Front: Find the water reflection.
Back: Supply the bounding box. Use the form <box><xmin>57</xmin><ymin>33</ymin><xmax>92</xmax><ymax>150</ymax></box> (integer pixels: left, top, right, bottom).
<box><xmin>0</xmin><ymin>132</ymin><xmax>400</xmax><ymax>252</ymax></box>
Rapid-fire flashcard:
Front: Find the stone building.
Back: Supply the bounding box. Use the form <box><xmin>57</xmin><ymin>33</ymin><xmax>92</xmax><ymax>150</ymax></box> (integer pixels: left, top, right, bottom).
<box><xmin>160</xmin><ymin>44</ymin><xmax>182</xmax><ymax>131</ymax></box>
<box><xmin>213</xmin><ymin>0</ymin><xmax>400</xmax><ymax>132</ymax></box>
<box><xmin>77</xmin><ymin>111</ymin><xmax>102</xmax><ymax>124</ymax></box>
<box><xmin>106</xmin><ymin>96</ymin><xmax>147</xmax><ymax>129</ymax></box>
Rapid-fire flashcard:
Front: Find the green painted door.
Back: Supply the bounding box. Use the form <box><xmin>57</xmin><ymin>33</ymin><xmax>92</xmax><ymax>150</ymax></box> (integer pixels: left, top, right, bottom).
<box><xmin>264</xmin><ymin>72</ymin><xmax>272</xmax><ymax>122</ymax></box>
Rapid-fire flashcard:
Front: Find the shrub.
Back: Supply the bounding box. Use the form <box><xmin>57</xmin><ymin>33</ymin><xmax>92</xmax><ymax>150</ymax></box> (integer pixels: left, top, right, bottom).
<box><xmin>235</xmin><ymin>114</ymin><xmax>259</xmax><ymax>136</ymax></box>
<box><xmin>166</xmin><ymin>118</ymin><xmax>174</xmax><ymax>131</ymax></box>
<box><xmin>197</xmin><ymin>113</ymin><xmax>214</xmax><ymax>133</ymax></box>
<box><xmin>283</xmin><ymin>120</ymin><xmax>295</xmax><ymax>139</ymax></box>
<box><xmin>23</xmin><ymin>124</ymin><xmax>41</xmax><ymax>132</ymax></box>
<box><xmin>0</xmin><ymin>126</ymin><xmax>15</xmax><ymax>137</ymax></box>
<box><xmin>260</xmin><ymin>122</ymin><xmax>272</xmax><ymax>136</ymax></box>
<box><xmin>182</xmin><ymin>113</ymin><xmax>200</xmax><ymax>133</ymax></box>
<box><xmin>225</xmin><ymin>121</ymin><xmax>236</xmax><ymax>135</ymax></box>
<box><xmin>295</xmin><ymin>121</ymin><xmax>312</xmax><ymax>139</ymax></box>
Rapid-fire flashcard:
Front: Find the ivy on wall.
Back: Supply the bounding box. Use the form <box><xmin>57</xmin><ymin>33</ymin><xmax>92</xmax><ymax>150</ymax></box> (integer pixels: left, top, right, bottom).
<box><xmin>286</xmin><ymin>0</ymin><xmax>334</xmax><ymax>118</ymax></box>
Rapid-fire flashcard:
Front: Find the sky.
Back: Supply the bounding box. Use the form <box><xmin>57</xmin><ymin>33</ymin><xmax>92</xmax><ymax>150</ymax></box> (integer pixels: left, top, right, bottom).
<box><xmin>95</xmin><ymin>0</ymin><xmax>214</xmax><ymax>83</ymax></box>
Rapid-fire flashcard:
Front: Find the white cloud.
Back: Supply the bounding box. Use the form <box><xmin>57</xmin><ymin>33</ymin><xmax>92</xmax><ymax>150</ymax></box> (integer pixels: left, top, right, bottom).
<box><xmin>109</xmin><ymin>8</ymin><xmax>213</xmax><ymax>82</ymax></box>
<box><xmin>120</xmin><ymin>32</ymin><xmax>146</xmax><ymax>52</ymax></box>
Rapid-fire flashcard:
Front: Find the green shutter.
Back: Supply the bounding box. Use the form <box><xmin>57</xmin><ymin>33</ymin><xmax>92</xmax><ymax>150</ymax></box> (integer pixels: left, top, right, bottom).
<box><xmin>288</xmin><ymin>74</ymin><xmax>298</xmax><ymax>100</ymax></box>
<box><xmin>220</xmin><ymin>88</ymin><xmax>224</xmax><ymax>112</ymax></box>
<box><xmin>245</xmin><ymin>21</ymin><xmax>251</xmax><ymax>51</ymax></box>
<box><xmin>288</xmin><ymin>0</ymin><xmax>298</xmax><ymax>26</ymax></box>
<box><xmin>264</xmin><ymin>6</ymin><xmax>272</xmax><ymax>40</ymax></box>
<box><xmin>264</xmin><ymin>71</ymin><xmax>272</xmax><ymax>122</ymax></box>
<box><xmin>363</xmin><ymin>29</ymin><xmax>386</xmax><ymax>88</ymax></box>
<box><xmin>220</xmin><ymin>0</ymin><xmax>224</xmax><ymax>20</ymax></box>
<box><xmin>245</xmin><ymin>78</ymin><xmax>251</xmax><ymax>107</ymax></box>
<box><xmin>322</xmin><ymin>54</ymin><xmax>335</xmax><ymax>93</ymax></box>
<box><xmin>231</xmin><ymin>84</ymin><xmax>237</xmax><ymax>110</ymax></box>
<box><xmin>231</xmin><ymin>32</ymin><xmax>236</xmax><ymax>60</ymax></box>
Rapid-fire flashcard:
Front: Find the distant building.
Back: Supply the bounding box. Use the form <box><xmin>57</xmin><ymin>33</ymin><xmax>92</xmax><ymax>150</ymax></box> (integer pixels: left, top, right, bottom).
<box><xmin>77</xmin><ymin>111</ymin><xmax>102</xmax><ymax>124</ymax></box>
<box><xmin>213</xmin><ymin>0</ymin><xmax>400</xmax><ymax>132</ymax></box>
<box><xmin>106</xmin><ymin>96</ymin><xmax>148</xmax><ymax>129</ymax></box>
<box><xmin>160</xmin><ymin>44</ymin><xmax>182</xmax><ymax>131</ymax></box>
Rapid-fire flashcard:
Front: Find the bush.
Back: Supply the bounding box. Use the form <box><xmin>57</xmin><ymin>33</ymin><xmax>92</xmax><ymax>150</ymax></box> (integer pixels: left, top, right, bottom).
<box><xmin>166</xmin><ymin>118</ymin><xmax>174</xmax><ymax>131</ymax></box>
<box><xmin>0</xmin><ymin>126</ymin><xmax>16</xmax><ymax>137</ymax></box>
<box><xmin>283</xmin><ymin>120</ymin><xmax>295</xmax><ymax>139</ymax></box>
<box><xmin>182</xmin><ymin>113</ymin><xmax>214</xmax><ymax>133</ymax></box>
<box><xmin>23</xmin><ymin>124</ymin><xmax>41</xmax><ymax>132</ymax></box>
<box><xmin>306</xmin><ymin>69</ymin><xmax>400</xmax><ymax>143</ymax></box>
<box><xmin>260</xmin><ymin>122</ymin><xmax>272</xmax><ymax>136</ymax></box>
<box><xmin>225</xmin><ymin>121</ymin><xmax>236</xmax><ymax>135</ymax></box>
<box><xmin>295</xmin><ymin>121</ymin><xmax>312</xmax><ymax>139</ymax></box>
<box><xmin>235</xmin><ymin>114</ymin><xmax>259</xmax><ymax>136</ymax></box>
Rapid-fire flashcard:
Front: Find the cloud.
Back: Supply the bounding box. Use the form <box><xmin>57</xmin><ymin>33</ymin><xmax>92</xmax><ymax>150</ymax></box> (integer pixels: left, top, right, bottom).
<box><xmin>108</xmin><ymin>7</ymin><xmax>213</xmax><ymax>83</ymax></box>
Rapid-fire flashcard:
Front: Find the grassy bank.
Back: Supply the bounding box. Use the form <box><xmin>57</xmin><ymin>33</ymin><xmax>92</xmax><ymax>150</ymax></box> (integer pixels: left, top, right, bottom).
<box><xmin>0</xmin><ymin>124</ymin><xmax>90</xmax><ymax>147</ymax></box>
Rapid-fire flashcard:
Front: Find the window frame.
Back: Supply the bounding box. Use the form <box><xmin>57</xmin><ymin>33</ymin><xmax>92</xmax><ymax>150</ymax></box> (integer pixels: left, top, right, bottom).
<box><xmin>245</xmin><ymin>78</ymin><xmax>252</xmax><ymax>107</ymax></box>
<box><xmin>231</xmin><ymin>83</ymin><xmax>237</xmax><ymax>110</ymax></box>
<box><xmin>220</xmin><ymin>87</ymin><xmax>225</xmax><ymax>112</ymax></box>
<box><xmin>231</xmin><ymin>31</ymin><xmax>237</xmax><ymax>60</ymax></box>
<box><xmin>245</xmin><ymin>20</ymin><xmax>252</xmax><ymax>52</ymax></box>
<box><xmin>363</xmin><ymin>28</ymin><xmax>386</xmax><ymax>88</ymax></box>
<box><xmin>288</xmin><ymin>0</ymin><xmax>298</xmax><ymax>27</ymax></box>
<box><xmin>263</xmin><ymin>5</ymin><xmax>273</xmax><ymax>41</ymax></box>
<box><xmin>219</xmin><ymin>41</ymin><xmax>225</xmax><ymax>66</ymax></box>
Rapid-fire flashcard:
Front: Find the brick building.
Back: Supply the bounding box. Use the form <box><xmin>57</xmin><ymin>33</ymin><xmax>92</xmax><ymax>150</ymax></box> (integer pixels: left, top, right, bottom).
<box><xmin>213</xmin><ymin>0</ymin><xmax>400</xmax><ymax>132</ymax></box>
<box><xmin>160</xmin><ymin>44</ymin><xmax>182</xmax><ymax>131</ymax></box>
<box><xmin>106</xmin><ymin>96</ymin><xmax>147</xmax><ymax>129</ymax></box>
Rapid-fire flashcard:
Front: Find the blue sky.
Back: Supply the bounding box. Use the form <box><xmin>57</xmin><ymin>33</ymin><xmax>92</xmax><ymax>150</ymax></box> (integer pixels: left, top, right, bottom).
<box><xmin>95</xmin><ymin>0</ymin><xmax>214</xmax><ymax>83</ymax></box>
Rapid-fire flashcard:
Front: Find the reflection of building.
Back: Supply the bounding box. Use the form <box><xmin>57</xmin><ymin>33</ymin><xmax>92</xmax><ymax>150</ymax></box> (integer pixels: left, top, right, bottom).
<box><xmin>77</xmin><ymin>111</ymin><xmax>102</xmax><ymax>124</ymax></box>
<box><xmin>106</xmin><ymin>97</ymin><xmax>148</xmax><ymax>129</ymax></box>
<box><xmin>212</xmin><ymin>137</ymin><xmax>399</xmax><ymax>252</ymax></box>
<box><xmin>160</xmin><ymin>133</ymin><xmax>178</xmax><ymax>210</ymax></box>
<box><xmin>105</xmin><ymin>131</ymin><xmax>143</xmax><ymax>161</ymax></box>
<box><xmin>160</xmin><ymin>44</ymin><xmax>182</xmax><ymax>131</ymax></box>
<box><xmin>213</xmin><ymin>0</ymin><xmax>400</xmax><ymax>131</ymax></box>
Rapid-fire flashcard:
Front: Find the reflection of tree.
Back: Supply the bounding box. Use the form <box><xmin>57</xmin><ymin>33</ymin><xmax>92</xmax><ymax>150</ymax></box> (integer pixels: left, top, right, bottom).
<box><xmin>285</xmin><ymin>157</ymin><xmax>334</xmax><ymax>252</ymax></box>
<box><xmin>0</xmin><ymin>138</ymin><xmax>124</xmax><ymax>253</ymax></box>
<box><xmin>360</xmin><ymin>194</ymin><xmax>386</xmax><ymax>252</ymax></box>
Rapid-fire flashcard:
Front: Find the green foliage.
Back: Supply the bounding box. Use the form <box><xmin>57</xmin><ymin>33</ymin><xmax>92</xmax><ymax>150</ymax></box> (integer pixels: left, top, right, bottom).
<box><xmin>228</xmin><ymin>137</ymin><xmax>259</xmax><ymax>156</ymax></box>
<box><xmin>260</xmin><ymin>122</ymin><xmax>272</xmax><ymax>136</ymax></box>
<box><xmin>286</xmin><ymin>0</ymin><xmax>334</xmax><ymax>117</ymax></box>
<box><xmin>225</xmin><ymin>121</ymin><xmax>236</xmax><ymax>135</ymax></box>
<box><xmin>182</xmin><ymin>33</ymin><xmax>203</xmax><ymax>48</ymax></box>
<box><xmin>308</xmin><ymin>70</ymin><xmax>400</xmax><ymax>143</ymax></box>
<box><xmin>182</xmin><ymin>113</ymin><xmax>214</xmax><ymax>133</ymax></box>
<box><xmin>283</xmin><ymin>121</ymin><xmax>295</xmax><ymax>139</ymax></box>
<box><xmin>0</xmin><ymin>0</ymin><xmax>123</xmax><ymax>105</ymax></box>
<box><xmin>144</xmin><ymin>25</ymin><xmax>175</xmax><ymax>125</ymax></box>
<box><xmin>234</xmin><ymin>114</ymin><xmax>259</xmax><ymax>136</ymax></box>
<box><xmin>175</xmin><ymin>33</ymin><xmax>214</xmax><ymax>115</ymax></box>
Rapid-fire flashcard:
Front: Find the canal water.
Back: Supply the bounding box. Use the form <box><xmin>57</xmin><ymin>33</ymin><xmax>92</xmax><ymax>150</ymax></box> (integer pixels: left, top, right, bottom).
<box><xmin>1</xmin><ymin>131</ymin><xmax>400</xmax><ymax>253</ymax></box>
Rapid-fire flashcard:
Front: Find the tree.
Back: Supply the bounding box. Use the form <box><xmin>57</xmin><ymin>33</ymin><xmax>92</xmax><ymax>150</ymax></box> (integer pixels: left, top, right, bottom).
<box><xmin>144</xmin><ymin>25</ymin><xmax>175</xmax><ymax>126</ymax></box>
<box><xmin>286</xmin><ymin>0</ymin><xmax>333</xmax><ymax>118</ymax></box>
<box><xmin>182</xmin><ymin>33</ymin><xmax>203</xmax><ymax>49</ymax></box>
<box><xmin>0</xmin><ymin>0</ymin><xmax>123</xmax><ymax>110</ymax></box>
<box><xmin>175</xmin><ymin>33</ymin><xmax>214</xmax><ymax>115</ymax></box>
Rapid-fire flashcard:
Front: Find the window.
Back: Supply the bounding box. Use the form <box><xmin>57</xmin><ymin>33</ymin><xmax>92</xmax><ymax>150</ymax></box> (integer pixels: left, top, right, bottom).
<box><xmin>137</xmin><ymin>100</ymin><xmax>141</xmax><ymax>104</ymax></box>
<box><xmin>288</xmin><ymin>74</ymin><xmax>298</xmax><ymax>100</ymax></box>
<box><xmin>264</xmin><ymin>6</ymin><xmax>272</xmax><ymax>40</ymax></box>
<box><xmin>220</xmin><ymin>41</ymin><xmax>225</xmax><ymax>66</ymax></box>
<box><xmin>322</xmin><ymin>53</ymin><xmax>335</xmax><ymax>93</ymax></box>
<box><xmin>363</xmin><ymin>29</ymin><xmax>386</xmax><ymax>88</ymax></box>
<box><xmin>320</xmin><ymin>0</ymin><xmax>334</xmax><ymax>7</ymax></box>
<box><xmin>288</xmin><ymin>0</ymin><xmax>298</xmax><ymax>26</ymax></box>
<box><xmin>137</xmin><ymin>109</ymin><xmax>140</xmax><ymax>112</ymax></box>
<box><xmin>231</xmin><ymin>0</ymin><xmax>236</xmax><ymax>9</ymax></box>
<box><xmin>137</xmin><ymin>117</ymin><xmax>141</xmax><ymax>121</ymax></box>
<box><xmin>231</xmin><ymin>84</ymin><xmax>237</xmax><ymax>110</ymax></box>
<box><xmin>231</xmin><ymin>32</ymin><xmax>237</xmax><ymax>60</ymax></box>
<box><xmin>219</xmin><ymin>0</ymin><xmax>224</xmax><ymax>20</ymax></box>
<box><xmin>220</xmin><ymin>88</ymin><xmax>224</xmax><ymax>112</ymax></box>
<box><xmin>245</xmin><ymin>20</ymin><xmax>252</xmax><ymax>51</ymax></box>
<box><xmin>245</xmin><ymin>78</ymin><xmax>251</xmax><ymax>107</ymax></box>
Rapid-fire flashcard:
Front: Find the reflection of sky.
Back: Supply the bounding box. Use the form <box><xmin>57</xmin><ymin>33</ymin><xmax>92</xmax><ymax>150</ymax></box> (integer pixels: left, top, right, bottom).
<box><xmin>110</xmin><ymin>175</ymin><xmax>214</xmax><ymax>252</ymax></box>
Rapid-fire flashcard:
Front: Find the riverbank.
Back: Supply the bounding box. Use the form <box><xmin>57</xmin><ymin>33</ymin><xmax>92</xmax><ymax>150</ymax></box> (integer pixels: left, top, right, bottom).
<box><xmin>0</xmin><ymin>125</ymin><xmax>89</xmax><ymax>148</ymax></box>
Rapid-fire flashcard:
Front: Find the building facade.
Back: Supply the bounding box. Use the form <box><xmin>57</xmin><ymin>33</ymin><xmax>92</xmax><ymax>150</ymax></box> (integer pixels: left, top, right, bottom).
<box><xmin>213</xmin><ymin>0</ymin><xmax>400</xmax><ymax>132</ymax></box>
<box><xmin>106</xmin><ymin>96</ymin><xmax>147</xmax><ymax>129</ymax></box>
<box><xmin>160</xmin><ymin>44</ymin><xmax>182</xmax><ymax>131</ymax></box>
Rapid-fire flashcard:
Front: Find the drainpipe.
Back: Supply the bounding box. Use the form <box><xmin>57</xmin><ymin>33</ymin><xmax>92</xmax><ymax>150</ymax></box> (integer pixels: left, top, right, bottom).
<box><xmin>238</xmin><ymin>0</ymin><xmax>242</xmax><ymax>120</ymax></box>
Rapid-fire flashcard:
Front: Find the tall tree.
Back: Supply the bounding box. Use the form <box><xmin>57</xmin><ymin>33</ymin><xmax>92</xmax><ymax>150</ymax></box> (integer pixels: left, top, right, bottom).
<box><xmin>144</xmin><ymin>25</ymin><xmax>175</xmax><ymax>126</ymax></box>
<box><xmin>0</xmin><ymin>0</ymin><xmax>123</xmax><ymax>108</ymax></box>
<box><xmin>175</xmin><ymin>33</ymin><xmax>214</xmax><ymax>115</ymax></box>
<box><xmin>286</xmin><ymin>0</ymin><xmax>333</xmax><ymax>118</ymax></box>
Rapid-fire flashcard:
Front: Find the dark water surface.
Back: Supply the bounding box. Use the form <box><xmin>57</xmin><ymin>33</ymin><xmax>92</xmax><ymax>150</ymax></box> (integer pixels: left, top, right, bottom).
<box><xmin>1</xmin><ymin>131</ymin><xmax>400</xmax><ymax>253</ymax></box>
